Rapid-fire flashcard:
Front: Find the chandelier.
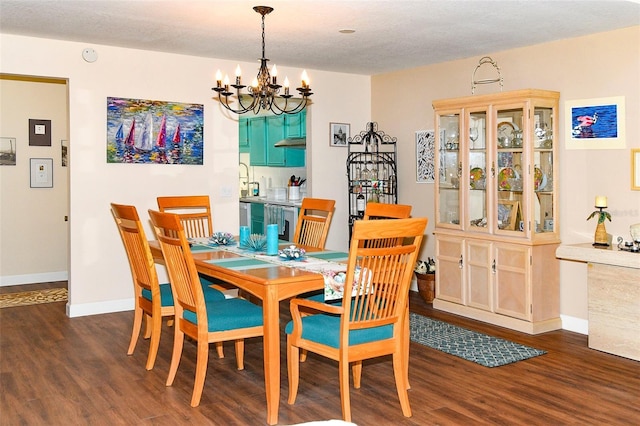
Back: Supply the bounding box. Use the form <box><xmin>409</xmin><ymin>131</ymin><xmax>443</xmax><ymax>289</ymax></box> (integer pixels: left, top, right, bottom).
<box><xmin>212</xmin><ymin>6</ymin><xmax>313</xmax><ymax>115</ymax></box>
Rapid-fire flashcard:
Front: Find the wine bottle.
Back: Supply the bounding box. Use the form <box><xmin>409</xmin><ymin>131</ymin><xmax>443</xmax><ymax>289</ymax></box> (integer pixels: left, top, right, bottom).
<box><xmin>356</xmin><ymin>187</ymin><xmax>365</xmax><ymax>217</ymax></box>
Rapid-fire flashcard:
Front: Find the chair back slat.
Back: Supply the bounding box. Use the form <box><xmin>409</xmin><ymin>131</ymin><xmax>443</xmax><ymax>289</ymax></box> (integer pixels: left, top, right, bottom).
<box><xmin>111</xmin><ymin>203</ymin><xmax>157</xmax><ymax>293</ymax></box>
<box><xmin>157</xmin><ymin>195</ymin><xmax>213</xmax><ymax>239</ymax></box>
<box><xmin>361</xmin><ymin>202</ymin><xmax>412</xmax><ymax>248</ymax></box>
<box><xmin>341</xmin><ymin>218</ymin><xmax>427</xmax><ymax>333</ymax></box>
<box><xmin>148</xmin><ymin>209</ymin><xmax>204</xmax><ymax>315</ymax></box>
<box><xmin>293</xmin><ymin>198</ymin><xmax>335</xmax><ymax>250</ymax></box>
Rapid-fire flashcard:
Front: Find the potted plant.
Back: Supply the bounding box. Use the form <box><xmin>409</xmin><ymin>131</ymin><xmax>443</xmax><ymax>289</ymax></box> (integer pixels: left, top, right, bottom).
<box><xmin>414</xmin><ymin>257</ymin><xmax>436</xmax><ymax>303</ymax></box>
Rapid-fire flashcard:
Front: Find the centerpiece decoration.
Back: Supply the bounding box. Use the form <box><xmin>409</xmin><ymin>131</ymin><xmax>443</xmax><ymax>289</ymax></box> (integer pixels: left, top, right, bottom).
<box><xmin>278</xmin><ymin>245</ymin><xmax>306</xmax><ymax>261</ymax></box>
<box><xmin>209</xmin><ymin>232</ymin><xmax>235</xmax><ymax>246</ymax></box>
<box><xmin>245</xmin><ymin>234</ymin><xmax>267</xmax><ymax>251</ymax></box>
<box><xmin>414</xmin><ymin>258</ymin><xmax>436</xmax><ymax>303</ymax></box>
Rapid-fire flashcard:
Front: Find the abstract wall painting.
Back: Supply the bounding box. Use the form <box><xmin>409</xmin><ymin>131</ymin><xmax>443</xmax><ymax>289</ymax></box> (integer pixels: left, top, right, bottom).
<box><xmin>107</xmin><ymin>97</ymin><xmax>204</xmax><ymax>164</ymax></box>
<box><xmin>565</xmin><ymin>96</ymin><xmax>625</xmax><ymax>150</ymax></box>
<box><xmin>416</xmin><ymin>130</ymin><xmax>435</xmax><ymax>183</ymax></box>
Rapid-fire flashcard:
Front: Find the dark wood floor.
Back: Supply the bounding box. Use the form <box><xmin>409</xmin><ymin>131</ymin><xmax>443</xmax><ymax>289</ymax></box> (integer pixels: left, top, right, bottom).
<box><xmin>1</xmin><ymin>281</ymin><xmax>638</xmax><ymax>425</ymax></box>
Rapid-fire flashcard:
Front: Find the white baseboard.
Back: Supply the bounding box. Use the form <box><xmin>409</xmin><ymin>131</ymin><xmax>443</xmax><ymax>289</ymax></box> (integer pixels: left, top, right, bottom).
<box><xmin>560</xmin><ymin>314</ymin><xmax>588</xmax><ymax>335</ymax></box>
<box><xmin>0</xmin><ymin>271</ymin><xmax>68</xmax><ymax>287</ymax></box>
<box><xmin>67</xmin><ymin>298</ymin><xmax>134</xmax><ymax>318</ymax></box>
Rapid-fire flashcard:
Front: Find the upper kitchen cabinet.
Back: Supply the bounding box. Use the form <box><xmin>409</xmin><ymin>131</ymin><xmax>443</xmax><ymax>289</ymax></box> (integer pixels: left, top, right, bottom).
<box><xmin>239</xmin><ymin>117</ymin><xmax>250</xmax><ymax>153</ymax></box>
<box><xmin>432</xmin><ymin>89</ymin><xmax>561</xmax><ymax>334</ymax></box>
<box><xmin>244</xmin><ymin>112</ymin><xmax>305</xmax><ymax>167</ymax></box>
<box><xmin>284</xmin><ymin>110</ymin><xmax>306</xmax><ymax>138</ymax></box>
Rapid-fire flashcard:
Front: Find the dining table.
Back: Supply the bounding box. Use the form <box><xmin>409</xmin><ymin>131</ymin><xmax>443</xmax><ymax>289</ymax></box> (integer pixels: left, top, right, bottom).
<box><xmin>148</xmin><ymin>238</ymin><xmax>349</xmax><ymax>425</ymax></box>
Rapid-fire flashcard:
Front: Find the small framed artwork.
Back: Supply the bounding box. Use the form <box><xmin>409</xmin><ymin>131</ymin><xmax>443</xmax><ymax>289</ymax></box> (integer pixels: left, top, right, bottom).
<box><xmin>330</xmin><ymin>122</ymin><xmax>349</xmax><ymax>147</ymax></box>
<box><xmin>416</xmin><ymin>130</ymin><xmax>435</xmax><ymax>183</ymax></box>
<box><xmin>61</xmin><ymin>140</ymin><xmax>68</xmax><ymax>167</ymax></box>
<box><xmin>30</xmin><ymin>158</ymin><xmax>53</xmax><ymax>188</ymax></box>
<box><xmin>29</xmin><ymin>119</ymin><xmax>52</xmax><ymax>146</ymax></box>
<box><xmin>632</xmin><ymin>148</ymin><xmax>640</xmax><ymax>190</ymax></box>
<box><xmin>0</xmin><ymin>137</ymin><xmax>17</xmax><ymax>166</ymax></box>
<box><xmin>497</xmin><ymin>200</ymin><xmax>520</xmax><ymax>230</ymax></box>
<box><xmin>564</xmin><ymin>96</ymin><xmax>625</xmax><ymax>150</ymax></box>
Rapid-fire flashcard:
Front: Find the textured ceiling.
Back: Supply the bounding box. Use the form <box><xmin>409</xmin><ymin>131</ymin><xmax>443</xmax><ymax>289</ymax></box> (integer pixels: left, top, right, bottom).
<box><xmin>1</xmin><ymin>0</ymin><xmax>639</xmax><ymax>75</ymax></box>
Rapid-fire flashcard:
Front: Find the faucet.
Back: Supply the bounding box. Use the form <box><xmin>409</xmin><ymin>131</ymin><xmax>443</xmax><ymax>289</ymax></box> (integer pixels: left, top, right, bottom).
<box><xmin>239</xmin><ymin>162</ymin><xmax>250</xmax><ymax>196</ymax></box>
<box><xmin>248</xmin><ymin>181</ymin><xmax>260</xmax><ymax>196</ymax></box>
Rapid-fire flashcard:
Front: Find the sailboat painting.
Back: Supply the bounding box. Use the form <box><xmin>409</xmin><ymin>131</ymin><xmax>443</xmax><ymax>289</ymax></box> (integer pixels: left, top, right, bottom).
<box><xmin>107</xmin><ymin>97</ymin><xmax>204</xmax><ymax>164</ymax></box>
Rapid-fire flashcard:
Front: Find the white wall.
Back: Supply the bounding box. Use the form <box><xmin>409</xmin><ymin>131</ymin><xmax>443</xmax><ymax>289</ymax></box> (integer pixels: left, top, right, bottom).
<box><xmin>0</xmin><ymin>78</ymin><xmax>69</xmax><ymax>284</ymax></box>
<box><xmin>372</xmin><ymin>26</ymin><xmax>640</xmax><ymax>332</ymax></box>
<box><xmin>0</xmin><ymin>34</ymin><xmax>371</xmax><ymax>316</ymax></box>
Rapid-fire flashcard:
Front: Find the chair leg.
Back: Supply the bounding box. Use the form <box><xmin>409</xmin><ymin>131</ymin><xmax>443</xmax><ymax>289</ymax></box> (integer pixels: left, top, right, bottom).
<box><xmin>352</xmin><ymin>361</ymin><xmax>362</xmax><ymax>389</ymax></box>
<box><xmin>166</xmin><ymin>326</ymin><xmax>184</xmax><ymax>387</ymax></box>
<box><xmin>190</xmin><ymin>337</ymin><xmax>210</xmax><ymax>407</ymax></box>
<box><xmin>339</xmin><ymin>358</ymin><xmax>352</xmax><ymax>422</ymax></box>
<box><xmin>143</xmin><ymin>313</ymin><xmax>152</xmax><ymax>339</ymax></box>
<box><xmin>300</xmin><ymin>348</ymin><xmax>308</xmax><ymax>362</ymax></box>
<box><xmin>145</xmin><ymin>312</ymin><xmax>163</xmax><ymax>370</ymax></box>
<box><xmin>215</xmin><ymin>341</ymin><xmax>224</xmax><ymax>358</ymax></box>
<box><xmin>235</xmin><ymin>339</ymin><xmax>245</xmax><ymax>370</ymax></box>
<box><xmin>393</xmin><ymin>350</ymin><xmax>412</xmax><ymax>417</ymax></box>
<box><xmin>287</xmin><ymin>336</ymin><xmax>300</xmax><ymax>405</ymax></box>
<box><xmin>403</xmin><ymin>306</ymin><xmax>411</xmax><ymax>390</ymax></box>
<box><xmin>127</xmin><ymin>307</ymin><xmax>143</xmax><ymax>355</ymax></box>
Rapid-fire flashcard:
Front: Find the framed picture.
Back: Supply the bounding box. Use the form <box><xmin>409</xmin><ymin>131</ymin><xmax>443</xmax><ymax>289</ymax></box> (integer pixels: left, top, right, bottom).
<box><xmin>30</xmin><ymin>158</ymin><xmax>53</xmax><ymax>188</ymax></box>
<box><xmin>0</xmin><ymin>137</ymin><xmax>17</xmax><ymax>166</ymax></box>
<box><xmin>329</xmin><ymin>122</ymin><xmax>349</xmax><ymax>147</ymax></box>
<box><xmin>61</xmin><ymin>140</ymin><xmax>68</xmax><ymax>167</ymax></box>
<box><xmin>106</xmin><ymin>97</ymin><xmax>204</xmax><ymax>164</ymax></box>
<box><xmin>29</xmin><ymin>119</ymin><xmax>52</xmax><ymax>146</ymax></box>
<box><xmin>565</xmin><ymin>96</ymin><xmax>626</xmax><ymax>150</ymax></box>
<box><xmin>497</xmin><ymin>200</ymin><xmax>520</xmax><ymax>230</ymax></box>
<box><xmin>632</xmin><ymin>148</ymin><xmax>640</xmax><ymax>190</ymax></box>
<box><xmin>416</xmin><ymin>130</ymin><xmax>435</xmax><ymax>183</ymax></box>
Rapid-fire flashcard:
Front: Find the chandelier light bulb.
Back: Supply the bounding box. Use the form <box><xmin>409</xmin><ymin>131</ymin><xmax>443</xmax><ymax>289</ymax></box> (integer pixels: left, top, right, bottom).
<box><xmin>301</xmin><ymin>70</ymin><xmax>309</xmax><ymax>88</ymax></box>
<box><xmin>284</xmin><ymin>76</ymin><xmax>290</xmax><ymax>95</ymax></box>
<box><xmin>252</xmin><ymin>77</ymin><xmax>259</xmax><ymax>88</ymax></box>
<box><xmin>215</xmin><ymin>70</ymin><xmax>222</xmax><ymax>87</ymax></box>
<box><xmin>223</xmin><ymin>74</ymin><xmax>230</xmax><ymax>90</ymax></box>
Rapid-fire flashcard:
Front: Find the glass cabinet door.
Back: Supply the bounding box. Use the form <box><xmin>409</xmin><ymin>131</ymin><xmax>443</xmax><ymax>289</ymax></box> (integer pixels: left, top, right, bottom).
<box><xmin>467</xmin><ymin>110</ymin><xmax>488</xmax><ymax>231</ymax></box>
<box><xmin>533</xmin><ymin>106</ymin><xmax>555</xmax><ymax>234</ymax></box>
<box><xmin>438</xmin><ymin>114</ymin><xmax>461</xmax><ymax>227</ymax></box>
<box><xmin>495</xmin><ymin>106</ymin><xmax>524</xmax><ymax>234</ymax></box>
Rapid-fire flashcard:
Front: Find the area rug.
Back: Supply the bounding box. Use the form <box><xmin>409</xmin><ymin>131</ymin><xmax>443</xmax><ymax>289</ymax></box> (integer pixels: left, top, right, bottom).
<box><xmin>0</xmin><ymin>288</ymin><xmax>68</xmax><ymax>309</ymax></box>
<box><xmin>409</xmin><ymin>312</ymin><xmax>546</xmax><ymax>367</ymax></box>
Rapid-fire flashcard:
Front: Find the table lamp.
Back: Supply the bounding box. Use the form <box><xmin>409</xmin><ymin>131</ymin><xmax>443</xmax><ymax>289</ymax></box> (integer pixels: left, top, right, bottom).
<box><xmin>588</xmin><ymin>196</ymin><xmax>611</xmax><ymax>246</ymax></box>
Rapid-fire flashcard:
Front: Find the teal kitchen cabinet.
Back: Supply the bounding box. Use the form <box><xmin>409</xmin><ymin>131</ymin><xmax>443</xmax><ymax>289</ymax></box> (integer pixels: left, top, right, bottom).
<box><xmin>250</xmin><ymin>202</ymin><xmax>264</xmax><ymax>234</ymax></box>
<box><xmin>284</xmin><ymin>110</ymin><xmax>306</xmax><ymax>138</ymax></box>
<box><xmin>239</xmin><ymin>117</ymin><xmax>250</xmax><ymax>153</ymax></box>
<box><xmin>244</xmin><ymin>114</ymin><xmax>305</xmax><ymax>167</ymax></box>
<box><xmin>248</xmin><ymin>117</ymin><xmax>267</xmax><ymax>166</ymax></box>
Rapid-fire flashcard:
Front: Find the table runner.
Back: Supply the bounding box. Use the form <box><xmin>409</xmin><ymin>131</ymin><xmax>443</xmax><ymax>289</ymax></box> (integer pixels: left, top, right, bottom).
<box><xmin>189</xmin><ymin>238</ymin><xmax>350</xmax><ymax>301</ymax></box>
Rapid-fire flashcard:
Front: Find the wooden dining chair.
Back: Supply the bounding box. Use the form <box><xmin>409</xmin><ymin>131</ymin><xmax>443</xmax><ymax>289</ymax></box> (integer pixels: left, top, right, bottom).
<box><xmin>157</xmin><ymin>195</ymin><xmax>213</xmax><ymax>238</ymax></box>
<box><xmin>157</xmin><ymin>194</ymin><xmax>228</xmax><ymax>358</ymax></box>
<box><xmin>293</xmin><ymin>197</ymin><xmax>335</xmax><ymax>250</ymax></box>
<box><xmin>148</xmin><ymin>209</ymin><xmax>264</xmax><ymax>408</ymax></box>
<box><xmin>286</xmin><ymin>217</ymin><xmax>427</xmax><ymax>422</ymax></box>
<box><xmin>111</xmin><ymin>202</ymin><xmax>175</xmax><ymax>371</ymax></box>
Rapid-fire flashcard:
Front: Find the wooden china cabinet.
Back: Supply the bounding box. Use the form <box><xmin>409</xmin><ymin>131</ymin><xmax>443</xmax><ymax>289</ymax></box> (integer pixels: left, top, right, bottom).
<box><xmin>432</xmin><ymin>89</ymin><xmax>561</xmax><ymax>334</ymax></box>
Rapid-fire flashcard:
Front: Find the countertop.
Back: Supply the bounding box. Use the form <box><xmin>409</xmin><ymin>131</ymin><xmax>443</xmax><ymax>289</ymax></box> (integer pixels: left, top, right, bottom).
<box><xmin>240</xmin><ymin>196</ymin><xmax>302</xmax><ymax>208</ymax></box>
<box><xmin>556</xmin><ymin>242</ymin><xmax>640</xmax><ymax>269</ymax></box>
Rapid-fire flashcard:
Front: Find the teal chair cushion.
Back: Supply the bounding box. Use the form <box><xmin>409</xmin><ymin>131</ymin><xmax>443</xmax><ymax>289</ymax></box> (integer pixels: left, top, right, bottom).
<box><xmin>142</xmin><ymin>281</ymin><xmax>225</xmax><ymax>305</ymax></box>
<box><xmin>285</xmin><ymin>314</ymin><xmax>393</xmax><ymax>348</ymax></box>
<box><xmin>183</xmin><ymin>298</ymin><xmax>263</xmax><ymax>332</ymax></box>
<box><xmin>199</xmin><ymin>275</ymin><xmax>227</xmax><ymax>302</ymax></box>
<box><xmin>141</xmin><ymin>283</ymin><xmax>174</xmax><ymax>307</ymax></box>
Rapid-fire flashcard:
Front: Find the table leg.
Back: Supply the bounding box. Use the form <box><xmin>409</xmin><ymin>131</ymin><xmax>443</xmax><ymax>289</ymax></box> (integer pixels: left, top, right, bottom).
<box><xmin>263</xmin><ymin>288</ymin><xmax>281</xmax><ymax>425</ymax></box>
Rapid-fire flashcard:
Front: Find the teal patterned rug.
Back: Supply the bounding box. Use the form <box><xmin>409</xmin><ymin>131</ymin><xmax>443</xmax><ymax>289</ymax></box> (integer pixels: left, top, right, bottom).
<box><xmin>409</xmin><ymin>312</ymin><xmax>546</xmax><ymax>367</ymax></box>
